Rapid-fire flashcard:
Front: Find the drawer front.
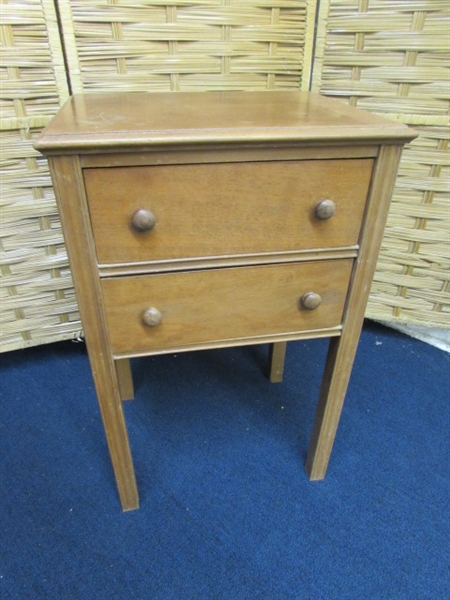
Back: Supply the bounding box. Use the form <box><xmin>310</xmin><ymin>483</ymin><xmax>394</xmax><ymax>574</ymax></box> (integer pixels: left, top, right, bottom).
<box><xmin>102</xmin><ymin>259</ymin><xmax>353</xmax><ymax>355</ymax></box>
<box><xmin>85</xmin><ymin>160</ymin><xmax>372</xmax><ymax>265</ymax></box>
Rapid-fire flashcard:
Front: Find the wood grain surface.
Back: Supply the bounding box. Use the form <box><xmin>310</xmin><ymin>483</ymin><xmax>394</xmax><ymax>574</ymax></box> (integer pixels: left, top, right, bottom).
<box><xmin>85</xmin><ymin>159</ymin><xmax>372</xmax><ymax>265</ymax></box>
<box><xmin>35</xmin><ymin>91</ymin><xmax>415</xmax><ymax>153</ymax></box>
<box><xmin>101</xmin><ymin>259</ymin><xmax>353</xmax><ymax>355</ymax></box>
<box><xmin>36</xmin><ymin>91</ymin><xmax>415</xmax><ymax>509</ymax></box>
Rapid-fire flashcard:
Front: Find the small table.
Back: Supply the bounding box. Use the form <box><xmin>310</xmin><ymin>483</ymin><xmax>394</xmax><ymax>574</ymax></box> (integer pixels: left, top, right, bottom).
<box><xmin>36</xmin><ymin>92</ymin><xmax>415</xmax><ymax>510</ymax></box>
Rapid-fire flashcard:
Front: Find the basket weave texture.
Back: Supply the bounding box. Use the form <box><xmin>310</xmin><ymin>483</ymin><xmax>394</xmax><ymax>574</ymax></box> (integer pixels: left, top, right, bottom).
<box><xmin>312</xmin><ymin>0</ymin><xmax>450</xmax><ymax>327</ymax></box>
<box><xmin>0</xmin><ymin>0</ymin><xmax>81</xmax><ymax>352</ymax></box>
<box><xmin>370</xmin><ymin>126</ymin><xmax>449</xmax><ymax>326</ymax></box>
<box><xmin>1</xmin><ymin>0</ymin><xmax>68</xmax><ymax>127</ymax></box>
<box><xmin>312</xmin><ymin>0</ymin><xmax>450</xmax><ymax>122</ymax></box>
<box><xmin>59</xmin><ymin>0</ymin><xmax>314</xmax><ymax>93</ymax></box>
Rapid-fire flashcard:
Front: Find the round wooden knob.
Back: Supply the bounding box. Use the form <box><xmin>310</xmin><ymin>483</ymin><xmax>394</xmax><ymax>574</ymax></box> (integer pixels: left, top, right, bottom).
<box><xmin>142</xmin><ymin>307</ymin><xmax>162</xmax><ymax>327</ymax></box>
<box><xmin>300</xmin><ymin>292</ymin><xmax>322</xmax><ymax>310</ymax></box>
<box><xmin>314</xmin><ymin>199</ymin><xmax>336</xmax><ymax>220</ymax></box>
<box><xmin>131</xmin><ymin>209</ymin><xmax>156</xmax><ymax>232</ymax></box>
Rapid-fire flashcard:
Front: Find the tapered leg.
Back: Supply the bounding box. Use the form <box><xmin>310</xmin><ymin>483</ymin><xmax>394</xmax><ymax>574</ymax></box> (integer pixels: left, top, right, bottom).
<box><xmin>305</xmin><ymin>144</ymin><xmax>405</xmax><ymax>480</ymax></box>
<box><xmin>305</xmin><ymin>335</ymin><xmax>358</xmax><ymax>480</ymax></box>
<box><xmin>267</xmin><ymin>342</ymin><xmax>287</xmax><ymax>383</ymax></box>
<box><xmin>116</xmin><ymin>358</ymin><xmax>134</xmax><ymax>401</ymax></box>
<box><xmin>88</xmin><ymin>353</ymin><xmax>139</xmax><ymax>510</ymax></box>
<box><xmin>50</xmin><ymin>155</ymin><xmax>139</xmax><ymax>511</ymax></box>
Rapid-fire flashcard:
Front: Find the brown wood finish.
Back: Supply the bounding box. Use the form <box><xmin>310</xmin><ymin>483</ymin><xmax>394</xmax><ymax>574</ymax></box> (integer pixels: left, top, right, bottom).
<box><xmin>97</xmin><ymin>247</ymin><xmax>359</xmax><ymax>277</ymax></box>
<box><xmin>84</xmin><ymin>160</ymin><xmax>372</xmax><ymax>265</ymax></box>
<box><xmin>35</xmin><ymin>91</ymin><xmax>415</xmax><ymax>510</ymax></box>
<box><xmin>305</xmin><ymin>145</ymin><xmax>404</xmax><ymax>480</ymax></box>
<box><xmin>80</xmin><ymin>145</ymin><xmax>379</xmax><ymax>169</ymax></box>
<box><xmin>115</xmin><ymin>358</ymin><xmax>134</xmax><ymax>401</ymax></box>
<box><xmin>101</xmin><ymin>260</ymin><xmax>353</xmax><ymax>355</ymax></box>
<box><xmin>114</xmin><ymin>327</ymin><xmax>343</xmax><ymax>360</ymax></box>
<box><xmin>48</xmin><ymin>155</ymin><xmax>139</xmax><ymax>511</ymax></box>
<box><xmin>35</xmin><ymin>92</ymin><xmax>415</xmax><ymax>153</ymax></box>
<box><xmin>268</xmin><ymin>342</ymin><xmax>288</xmax><ymax>383</ymax></box>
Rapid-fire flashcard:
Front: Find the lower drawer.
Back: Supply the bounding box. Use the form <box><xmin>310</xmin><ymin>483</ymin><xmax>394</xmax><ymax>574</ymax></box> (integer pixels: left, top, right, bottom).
<box><xmin>101</xmin><ymin>259</ymin><xmax>353</xmax><ymax>355</ymax></box>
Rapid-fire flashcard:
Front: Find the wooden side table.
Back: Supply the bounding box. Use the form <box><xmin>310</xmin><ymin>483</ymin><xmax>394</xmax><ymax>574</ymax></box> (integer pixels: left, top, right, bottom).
<box><xmin>35</xmin><ymin>92</ymin><xmax>415</xmax><ymax>510</ymax></box>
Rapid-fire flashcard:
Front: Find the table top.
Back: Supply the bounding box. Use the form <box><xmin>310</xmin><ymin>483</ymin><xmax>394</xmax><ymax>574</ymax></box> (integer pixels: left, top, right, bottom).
<box><xmin>35</xmin><ymin>91</ymin><xmax>415</xmax><ymax>153</ymax></box>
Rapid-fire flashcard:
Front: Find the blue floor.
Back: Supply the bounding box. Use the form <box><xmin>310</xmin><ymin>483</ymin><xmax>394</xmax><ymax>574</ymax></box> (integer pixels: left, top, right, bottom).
<box><xmin>1</xmin><ymin>322</ymin><xmax>449</xmax><ymax>599</ymax></box>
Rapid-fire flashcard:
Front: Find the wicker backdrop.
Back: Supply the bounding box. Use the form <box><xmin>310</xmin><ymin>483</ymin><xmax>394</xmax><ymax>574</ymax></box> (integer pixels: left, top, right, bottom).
<box><xmin>1</xmin><ymin>0</ymin><xmax>449</xmax><ymax>352</ymax></box>
<box><xmin>1</xmin><ymin>0</ymin><xmax>81</xmax><ymax>352</ymax></box>
<box><xmin>312</xmin><ymin>0</ymin><xmax>449</xmax><ymax>326</ymax></box>
<box><xmin>58</xmin><ymin>0</ymin><xmax>316</xmax><ymax>93</ymax></box>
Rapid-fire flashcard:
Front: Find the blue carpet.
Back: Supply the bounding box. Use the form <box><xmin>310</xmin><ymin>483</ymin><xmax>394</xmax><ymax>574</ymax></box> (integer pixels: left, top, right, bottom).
<box><xmin>0</xmin><ymin>322</ymin><xmax>449</xmax><ymax>599</ymax></box>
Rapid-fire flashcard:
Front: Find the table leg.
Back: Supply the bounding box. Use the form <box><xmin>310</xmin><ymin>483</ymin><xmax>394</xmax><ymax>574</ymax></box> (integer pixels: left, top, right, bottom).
<box><xmin>305</xmin><ymin>335</ymin><xmax>358</xmax><ymax>480</ymax></box>
<box><xmin>88</xmin><ymin>353</ymin><xmax>139</xmax><ymax>510</ymax></box>
<box><xmin>50</xmin><ymin>155</ymin><xmax>139</xmax><ymax>511</ymax></box>
<box><xmin>116</xmin><ymin>358</ymin><xmax>134</xmax><ymax>401</ymax></box>
<box><xmin>267</xmin><ymin>342</ymin><xmax>287</xmax><ymax>383</ymax></box>
<box><xmin>305</xmin><ymin>144</ymin><xmax>404</xmax><ymax>480</ymax></box>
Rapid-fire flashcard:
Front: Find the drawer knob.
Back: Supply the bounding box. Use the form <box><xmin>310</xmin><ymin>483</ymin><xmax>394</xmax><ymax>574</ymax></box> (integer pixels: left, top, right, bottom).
<box><xmin>142</xmin><ymin>307</ymin><xmax>162</xmax><ymax>327</ymax></box>
<box><xmin>315</xmin><ymin>199</ymin><xmax>336</xmax><ymax>220</ymax></box>
<box><xmin>301</xmin><ymin>292</ymin><xmax>322</xmax><ymax>310</ymax></box>
<box><xmin>131</xmin><ymin>209</ymin><xmax>156</xmax><ymax>232</ymax></box>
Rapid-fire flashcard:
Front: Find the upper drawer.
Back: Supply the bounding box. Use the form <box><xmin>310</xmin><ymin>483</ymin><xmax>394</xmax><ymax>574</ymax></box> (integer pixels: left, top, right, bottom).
<box><xmin>84</xmin><ymin>159</ymin><xmax>373</xmax><ymax>265</ymax></box>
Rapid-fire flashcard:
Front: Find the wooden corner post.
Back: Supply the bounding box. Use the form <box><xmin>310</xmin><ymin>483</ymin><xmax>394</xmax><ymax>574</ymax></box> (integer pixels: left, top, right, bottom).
<box><xmin>49</xmin><ymin>156</ymin><xmax>139</xmax><ymax>511</ymax></box>
<box><xmin>306</xmin><ymin>145</ymin><xmax>404</xmax><ymax>480</ymax></box>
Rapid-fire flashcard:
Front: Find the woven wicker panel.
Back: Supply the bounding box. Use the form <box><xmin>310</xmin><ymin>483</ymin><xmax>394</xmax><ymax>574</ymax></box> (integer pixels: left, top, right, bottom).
<box><xmin>0</xmin><ymin>127</ymin><xmax>82</xmax><ymax>351</ymax></box>
<box><xmin>0</xmin><ymin>0</ymin><xmax>78</xmax><ymax>352</ymax></box>
<box><xmin>0</xmin><ymin>0</ymin><xmax>69</xmax><ymax>128</ymax></box>
<box><xmin>311</xmin><ymin>0</ymin><xmax>450</xmax><ymax>121</ymax></box>
<box><xmin>367</xmin><ymin>125</ymin><xmax>450</xmax><ymax>327</ymax></box>
<box><xmin>58</xmin><ymin>0</ymin><xmax>313</xmax><ymax>93</ymax></box>
<box><xmin>312</xmin><ymin>0</ymin><xmax>450</xmax><ymax>327</ymax></box>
